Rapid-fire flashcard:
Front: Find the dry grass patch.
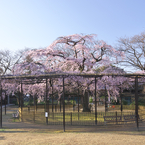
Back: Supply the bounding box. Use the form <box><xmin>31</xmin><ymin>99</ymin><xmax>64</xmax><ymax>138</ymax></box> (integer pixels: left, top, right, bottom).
<box><xmin>0</xmin><ymin>129</ymin><xmax>145</xmax><ymax>145</ymax></box>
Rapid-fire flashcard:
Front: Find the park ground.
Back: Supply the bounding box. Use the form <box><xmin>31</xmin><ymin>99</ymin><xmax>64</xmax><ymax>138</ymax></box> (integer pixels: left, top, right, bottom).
<box><xmin>0</xmin><ymin>105</ymin><xmax>145</xmax><ymax>145</ymax></box>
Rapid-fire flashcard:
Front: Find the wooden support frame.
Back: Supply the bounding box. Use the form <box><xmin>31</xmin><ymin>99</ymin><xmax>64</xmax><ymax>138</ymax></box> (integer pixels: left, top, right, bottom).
<box><xmin>78</xmin><ymin>85</ymin><xmax>80</xmax><ymax>120</ymax></box>
<box><xmin>51</xmin><ymin>79</ymin><xmax>54</xmax><ymax>113</ymax></box>
<box><xmin>20</xmin><ymin>80</ymin><xmax>23</xmax><ymax>122</ymax></box>
<box><xmin>0</xmin><ymin>84</ymin><xmax>2</xmax><ymax>128</ymax></box>
<box><xmin>63</xmin><ymin>77</ymin><xmax>65</xmax><ymax>132</ymax></box>
<box><xmin>135</xmin><ymin>76</ymin><xmax>139</xmax><ymax>130</ymax></box>
<box><xmin>0</xmin><ymin>73</ymin><xmax>144</xmax><ymax>131</ymax></box>
<box><xmin>105</xmin><ymin>85</ymin><xmax>108</xmax><ymax>115</ymax></box>
<box><xmin>95</xmin><ymin>76</ymin><xmax>97</xmax><ymax>125</ymax></box>
<box><xmin>5</xmin><ymin>92</ymin><xmax>6</xmax><ymax>115</ymax></box>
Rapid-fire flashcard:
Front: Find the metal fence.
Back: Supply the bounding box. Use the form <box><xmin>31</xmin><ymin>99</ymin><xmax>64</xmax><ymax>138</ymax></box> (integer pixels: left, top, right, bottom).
<box><xmin>1</xmin><ymin>73</ymin><xmax>145</xmax><ymax>130</ymax></box>
<box><xmin>21</xmin><ymin>109</ymin><xmax>143</xmax><ymax>126</ymax></box>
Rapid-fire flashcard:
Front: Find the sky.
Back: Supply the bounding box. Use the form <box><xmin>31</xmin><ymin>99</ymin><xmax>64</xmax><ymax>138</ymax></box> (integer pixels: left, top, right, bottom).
<box><xmin>0</xmin><ymin>0</ymin><xmax>145</xmax><ymax>72</ymax></box>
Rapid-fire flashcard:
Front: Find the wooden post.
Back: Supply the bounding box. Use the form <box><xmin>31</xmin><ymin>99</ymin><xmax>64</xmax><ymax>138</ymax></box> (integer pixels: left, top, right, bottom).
<box><xmin>46</xmin><ymin>78</ymin><xmax>49</xmax><ymax>112</ymax></box>
<box><xmin>63</xmin><ymin>77</ymin><xmax>65</xmax><ymax>132</ymax></box>
<box><xmin>36</xmin><ymin>96</ymin><xmax>37</xmax><ymax>112</ymax></box>
<box><xmin>60</xmin><ymin>98</ymin><xmax>61</xmax><ymax>112</ymax></box>
<box><xmin>20</xmin><ymin>81</ymin><xmax>23</xmax><ymax>122</ymax></box>
<box><xmin>5</xmin><ymin>92</ymin><xmax>6</xmax><ymax>115</ymax></box>
<box><xmin>78</xmin><ymin>85</ymin><xmax>79</xmax><ymax>120</ymax></box>
<box><xmin>33</xmin><ymin>111</ymin><xmax>35</xmax><ymax>122</ymax></box>
<box><xmin>73</xmin><ymin>96</ymin><xmax>75</xmax><ymax>112</ymax></box>
<box><xmin>19</xmin><ymin>92</ymin><xmax>20</xmax><ymax>107</ymax></box>
<box><xmin>55</xmin><ymin>105</ymin><xmax>57</xmax><ymax>112</ymax></box>
<box><xmin>135</xmin><ymin>76</ymin><xmax>139</xmax><ymax>130</ymax></box>
<box><xmin>120</xmin><ymin>89</ymin><xmax>123</xmax><ymax>120</ymax></box>
<box><xmin>95</xmin><ymin>76</ymin><xmax>97</xmax><ymax>125</ymax></box>
<box><xmin>34</xmin><ymin>94</ymin><xmax>36</xmax><ymax>112</ymax></box>
<box><xmin>46</xmin><ymin>117</ymin><xmax>48</xmax><ymax>125</ymax></box>
<box><xmin>45</xmin><ymin>78</ymin><xmax>49</xmax><ymax>124</ymax></box>
<box><xmin>28</xmin><ymin>106</ymin><xmax>30</xmax><ymax>113</ymax></box>
<box><xmin>34</xmin><ymin>94</ymin><xmax>36</xmax><ymax>122</ymax></box>
<box><xmin>52</xmin><ymin>79</ymin><xmax>54</xmax><ymax>113</ymax></box>
<box><xmin>105</xmin><ymin>85</ymin><xmax>108</xmax><ymax>115</ymax></box>
<box><xmin>70</xmin><ymin>112</ymin><xmax>72</xmax><ymax>125</ymax></box>
<box><xmin>116</xmin><ymin>111</ymin><xmax>117</xmax><ymax>124</ymax></box>
<box><xmin>0</xmin><ymin>84</ymin><xmax>2</xmax><ymax>128</ymax></box>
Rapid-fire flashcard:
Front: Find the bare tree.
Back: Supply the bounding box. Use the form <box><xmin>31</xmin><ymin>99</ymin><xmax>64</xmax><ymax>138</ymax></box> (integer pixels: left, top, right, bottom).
<box><xmin>0</xmin><ymin>48</ymin><xmax>30</xmax><ymax>75</ymax></box>
<box><xmin>0</xmin><ymin>50</ymin><xmax>13</xmax><ymax>75</ymax></box>
<box><xmin>117</xmin><ymin>32</ymin><xmax>145</xmax><ymax>71</ymax></box>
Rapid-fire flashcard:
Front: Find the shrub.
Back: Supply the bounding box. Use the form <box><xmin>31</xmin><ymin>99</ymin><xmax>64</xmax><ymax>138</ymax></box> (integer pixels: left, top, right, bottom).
<box><xmin>12</xmin><ymin>100</ymin><xmax>18</xmax><ymax>105</ymax></box>
<box><xmin>130</xmin><ymin>101</ymin><xmax>135</xmax><ymax>106</ymax></box>
<box><xmin>122</xmin><ymin>99</ymin><xmax>128</xmax><ymax>105</ymax></box>
<box><xmin>38</xmin><ymin>101</ymin><xmax>45</xmax><ymax>105</ymax></box>
<box><xmin>130</xmin><ymin>99</ymin><xmax>145</xmax><ymax>106</ymax></box>
<box><xmin>65</xmin><ymin>100</ymin><xmax>68</xmax><ymax>105</ymax></box>
<box><xmin>138</xmin><ymin>98</ymin><xmax>145</xmax><ymax>106</ymax></box>
<box><xmin>100</xmin><ymin>96</ymin><xmax>105</xmax><ymax>99</ymax></box>
<box><xmin>70</xmin><ymin>100</ymin><xmax>76</xmax><ymax>105</ymax></box>
<box><xmin>24</xmin><ymin>101</ymin><xmax>29</xmax><ymax>106</ymax></box>
<box><xmin>89</xmin><ymin>97</ymin><xmax>93</xmax><ymax>103</ymax></box>
<box><xmin>111</xmin><ymin>99</ymin><xmax>120</xmax><ymax>105</ymax></box>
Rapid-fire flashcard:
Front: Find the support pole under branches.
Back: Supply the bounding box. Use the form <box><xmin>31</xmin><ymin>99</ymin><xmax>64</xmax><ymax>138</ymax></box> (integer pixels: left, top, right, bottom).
<box><xmin>63</xmin><ymin>77</ymin><xmax>65</xmax><ymax>132</ymax></box>
<box><xmin>135</xmin><ymin>76</ymin><xmax>139</xmax><ymax>130</ymax></box>
<box><xmin>95</xmin><ymin>76</ymin><xmax>97</xmax><ymax>125</ymax></box>
<box><xmin>20</xmin><ymin>81</ymin><xmax>23</xmax><ymax>122</ymax></box>
<box><xmin>0</xmin><ymin>84</ymin><xmax>2</xmax><ymax>128</ymax></box>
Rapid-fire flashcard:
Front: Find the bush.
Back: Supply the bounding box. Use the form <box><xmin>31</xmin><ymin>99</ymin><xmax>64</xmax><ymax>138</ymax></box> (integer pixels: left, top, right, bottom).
<box><xmin>12</xmin><ymin>100</ymin><xmax>18</xmax><ymax>105</ymax></box>
<box><xmin>38</xmin><ymin>101</ymin><xmax>45</xmax><ymax>105</ymax></box>
<box><xmin>130</xmin><ymin>101</ymin><xmax>135</xmax><ymax>106</ymax></box>
<box><xmin>24</xmin><ymin>101</ymin><xmax>29</xmax><ymax>106</ymax></box>
<box><xmin>65</xmin><ymin>100</ymin><xmax>68</xmax><ymax>105</ymax></box>
<box><xmin>130</xmin><ymin>99</ymin><xmax>145</xmax><ymax>106</ymax></box>
<box><xmin>89</xmin><ymin>97</ymin><xmax>93</xmax><ymax>103</ymax></box>
<box><xmin>70</xmin><ymin>100</ymin><xmax>76</xmax><ymax>105</ymax></box>
<box><xmin>138</xmin><ymin>98</ymin><xmax>145</xmax><ymax>106</ymax></box>
<box><xmin>111</xmin><ymin>99</ymin><xmax>120</xmax><ymax>105</ymax></box>
<box><xmin>122</xmin><ymin>99</ymin><xmax>128</xmax><ymax>105</ymax></box>
<box><xmin>100</xmin><ymin>96</ymin><xmax>105</xmax><ymax>99</ymax></box>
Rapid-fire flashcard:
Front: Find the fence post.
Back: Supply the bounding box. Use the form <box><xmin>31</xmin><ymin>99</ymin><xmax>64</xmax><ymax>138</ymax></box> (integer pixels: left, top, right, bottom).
<box><xmin>70</xmin><ymin>112</ymin><xmax>72</xmax><ymax>125</ymax></box>
<box><xmin>36</xmin><ymin>99</ymin><xmax>37</xmax><ymax>112</ymax></box>
<box><xmin>78</xmin><ymin>112</ymin><xmax>79</xmax><ymax>121</ymax></box>
<box><xmin>45</xmin><ymin>112</ymin><xmax>48</xmax><ymax>125</ymax></box>
<box><xmin>63</xmin><ymin>77</ymin><xmax>65</xmax><ymax>132</ymax></box>
<box><xmin>135</xmin><ymin>76</ymin><xmax>139</xmax><ymax>130</ymax></box>
<box><xmin>20</xmin><ymin>81</ymin><xmax>23</xmax><ymax>122</ymax></box>
<box><xmin>0</xmin><ymin>85</ymin><xmax>2</xmax><ymax>128</ymax></box>
<box><xmin>105</xmin><ymin>85</ymin><xmax>108</xmax><ymax>114</ymax></box>
<box><xmin>52</xmin><ymin>112</ymin><xmax>54</xmax><ymax>120</ymax></box>
<box><xmin>55</xmin><ymin>105</ymin><xmax>57</xmax><ymax>112</ymax></box>
<box><xmin>116</xmin><ymin>111</ymin><xmax>117</xmax><ymax>124</ymax></box>
<box><xmin>28</xmin><ymin>105</ymin><xmax>30</xmax><ymax>113</ymax></box>
<box><xmin>5</xmin><ymin>92</ymin><xmax>6</xmax><ymax>115</ymax></box>
<box><xmin>33</xmin><ymin>111</ymin><xmax>35</xmax><ymax>122</ymax></box>
<box><xmin>46</xmin><ymin>117</ymin><xmax>48</xmax><ymax>125</ymax></box>
<box><xmin>78</xmin><ymin>86</ymin><xmax>79</xmax><ymax>120</ymax></box>
<box><xmin>95</xmin><ymin>76</ymin><xmax>97</xmax><ymax>125</ymax></box>
<box><xmin>60</xmin><ymin>98</ymin><xmax>61</xmax><ymax>112</ymax></box>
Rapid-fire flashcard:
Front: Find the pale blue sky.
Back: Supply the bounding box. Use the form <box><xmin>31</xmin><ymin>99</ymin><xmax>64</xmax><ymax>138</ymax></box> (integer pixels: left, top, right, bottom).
<box><xmin>0</xmin><ymin>0</ymin><xmax>145</xmax><ymax>55</ymax></box>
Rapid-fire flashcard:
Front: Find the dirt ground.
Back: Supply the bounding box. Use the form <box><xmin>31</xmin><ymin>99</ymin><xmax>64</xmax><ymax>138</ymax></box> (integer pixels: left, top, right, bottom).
<box><xmin>1</xmin><ymin>105</ymin><xmax>145</xmax><ymax>145</ymax></box>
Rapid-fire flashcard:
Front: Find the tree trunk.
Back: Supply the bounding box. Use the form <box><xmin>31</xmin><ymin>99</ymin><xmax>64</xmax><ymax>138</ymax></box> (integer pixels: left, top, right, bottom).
<box><xmin>82</xmin><ymin>90</ymin><xmax>91</xmax><ymax>112</ymax></box>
